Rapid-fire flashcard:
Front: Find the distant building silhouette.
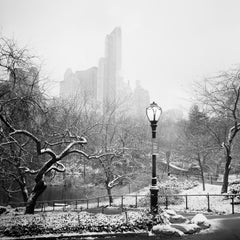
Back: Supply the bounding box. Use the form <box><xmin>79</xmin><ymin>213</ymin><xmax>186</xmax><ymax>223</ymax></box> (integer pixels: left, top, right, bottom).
<box><xmin>60</xmin><ymin>27</ymin><xmax>125</xmax><ymax>111</ymax></box>
<box><xmin>60</xmin><ymin>67</ymin><xmax>97</xmax><ymax>102</ymax></box>
<box><xmin>60</xmin><ymin>27</ymin><xmax>150</xmax><ymax>116</ymax></box>
<box><xmin>97</xmin><ymin>57</ymin><xmax>105</xmax><ymax>104</ymax></box>
<box><xmin>132</xmin><ymin>80</ymin><xmax>150</xmax><ymax>118</ymax></box>
<box><xmin>102</xmin><ymin>27</ymin><xmax>122</xmax><ymax>109</ymax></box>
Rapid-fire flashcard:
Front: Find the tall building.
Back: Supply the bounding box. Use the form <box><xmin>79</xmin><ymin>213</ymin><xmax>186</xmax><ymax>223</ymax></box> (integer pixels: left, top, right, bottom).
<box><xmin>97</xmin><ymin>58</ymin><xmax>105</xmax><ymax>105</ymax></box>
<box><xmin>132</xmin><ymin>80</ymin><xmax>150</xmax><ymax>118</ymax></box>
<box><xmin>60</xmin><ymin>27</ymin><xmax>150</xmax><ymax>117</ymax></box>
<box><xmin>75</xmin><ymin>67</ymin><xmax>97</xmax><ymax>101</ymax></box>
<box><xmin>60</xmin><ymin>67</ymin><xmax>97</xmax><ymax>102</ymax></box>
<box><xmin>101</xmin><ymin>27</ymin><xmax>122</xmax><ymax>109</ymax></box>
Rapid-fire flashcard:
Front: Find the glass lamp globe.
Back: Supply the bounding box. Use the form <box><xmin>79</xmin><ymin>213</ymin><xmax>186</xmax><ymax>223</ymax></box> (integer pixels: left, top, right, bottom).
<box><xmin>146</xmin><ymin>102</ymin><xmax>162</xmax><ymax>123</ymax></box>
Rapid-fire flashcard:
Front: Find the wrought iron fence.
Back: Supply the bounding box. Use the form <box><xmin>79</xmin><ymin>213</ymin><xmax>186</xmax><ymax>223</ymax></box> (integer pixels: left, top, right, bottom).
<box><xmin>9</xmin><ymin>193</ymin><xmax>240</xmax><ymax>215</ymax></box>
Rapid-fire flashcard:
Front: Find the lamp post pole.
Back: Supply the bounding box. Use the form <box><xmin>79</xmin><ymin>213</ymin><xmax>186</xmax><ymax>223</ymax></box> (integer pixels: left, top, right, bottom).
<box><xmin>150</xmin><ymin>120</ymin><xmax>158</xmax><ymax>214</ymax></box>
<box><xmin>146</xmin><ymin>102</ymin><xmax>162</xmax><ymax>215</ymax></box>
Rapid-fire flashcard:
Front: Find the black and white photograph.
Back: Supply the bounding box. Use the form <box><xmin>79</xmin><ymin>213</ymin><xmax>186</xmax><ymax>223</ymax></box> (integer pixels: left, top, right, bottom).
<box><xmin>0</xmin><ymin>0</ymin><xmax>240</xmax><ymax>239</ymax></box>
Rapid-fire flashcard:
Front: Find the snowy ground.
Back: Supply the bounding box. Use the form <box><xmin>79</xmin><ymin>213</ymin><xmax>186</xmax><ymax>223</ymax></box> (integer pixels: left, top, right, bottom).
<box><xmin>168</xmin><ymin>184</ymin><xmax>240</xmax><ymax>215</ymax></box>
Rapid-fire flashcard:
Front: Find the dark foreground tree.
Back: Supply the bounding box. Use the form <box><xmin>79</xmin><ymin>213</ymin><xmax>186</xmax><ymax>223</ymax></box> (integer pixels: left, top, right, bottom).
<box><xmin>0</xmin><ymin>114</ymin><xmax>118</xmax><ymax>214</ymax></box>
<box><xmin>0</xmin><ymin>36</ymin><xmax>115</xmax><ymax>213</ymax></box>
<box><xmin>0</xmin><ymin>35</ymin><xmax>47</xmax><ymax>206</ymax></box>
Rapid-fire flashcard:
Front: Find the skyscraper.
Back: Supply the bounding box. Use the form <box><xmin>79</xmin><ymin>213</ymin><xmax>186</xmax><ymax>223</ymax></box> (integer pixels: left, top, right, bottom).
<box><xmin>132</xmin><ymin>80</ymin><xmax>150</xmax><ymax>118</ymax></box>
<box><xmin>60</xmin><ymin>27</ymin><xmax>135</xmax><ymax>113</ymax></box>
<box><xmin>60</xmin><ymin>67</ymin><xmax>97</xmax><ymax>102</ymax></box>
<box><xmin>101</xmin><ymin>27</ymin><xmax>122</xmax><ymax>110</ymax></box>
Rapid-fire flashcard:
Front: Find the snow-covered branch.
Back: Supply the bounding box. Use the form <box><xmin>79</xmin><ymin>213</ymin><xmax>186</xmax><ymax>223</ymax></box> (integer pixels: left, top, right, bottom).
<box><xmin>46</xmin><ymin>162</ymin><xmax>66</xmax><ymax>174</ymax></box>
<box><xmin>19</xmin><ymin>167</ymin><xmax>39</xmax><ymax>175</ymax></box>
<box><xmin>66</xmin><ymin>149</ymin><xmax>120</xmax><ymax>160</ymax></box>
<box><xmin>108</xmin><ymin>175</ymin><xmax>130</xmax><ymax>188</ymax></box>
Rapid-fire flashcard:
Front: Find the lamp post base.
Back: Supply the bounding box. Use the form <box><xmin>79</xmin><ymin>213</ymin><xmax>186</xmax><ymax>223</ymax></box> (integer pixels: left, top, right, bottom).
<box><xmin>150</xmin><ymin>186</ymin><xmax>159</xmax><ymax>214</ymax></box>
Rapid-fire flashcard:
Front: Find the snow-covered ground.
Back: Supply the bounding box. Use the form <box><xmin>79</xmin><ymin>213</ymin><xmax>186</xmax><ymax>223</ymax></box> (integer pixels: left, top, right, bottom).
<box><xmin>181</xmin><ymin>183</ymin><xmax>221</xmax><ymax>195</ymax></box>
<box><xmin>169</xmin><ymin>184</ymin><xmax>239</xmax><ymax>215</ymax></box>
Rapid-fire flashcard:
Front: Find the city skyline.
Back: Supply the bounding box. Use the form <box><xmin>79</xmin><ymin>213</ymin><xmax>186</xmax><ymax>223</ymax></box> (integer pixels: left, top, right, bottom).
<box><xmin>60</xmin><ymin>27</ymin><xmax>150</xmax><ymax>117</ymax></box>
<box><xmin>1</xmin><ymin>0</ymin><xmax>240</xmax><ymax>113</ymax></box>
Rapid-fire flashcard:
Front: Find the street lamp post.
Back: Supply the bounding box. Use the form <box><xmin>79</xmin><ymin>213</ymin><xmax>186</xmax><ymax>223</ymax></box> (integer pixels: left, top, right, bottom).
<box><xmin>146</xmin><ymin>101</ymin><xmax>162</xmax><ymax>214</ymax></box>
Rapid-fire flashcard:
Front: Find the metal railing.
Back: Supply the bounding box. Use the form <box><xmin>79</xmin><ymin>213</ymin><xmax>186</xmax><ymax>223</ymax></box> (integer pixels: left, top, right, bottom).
<box><xmin>9</xmin><ymin>193</ymin><xmax>240</xmax><ymax>215</ymax></box>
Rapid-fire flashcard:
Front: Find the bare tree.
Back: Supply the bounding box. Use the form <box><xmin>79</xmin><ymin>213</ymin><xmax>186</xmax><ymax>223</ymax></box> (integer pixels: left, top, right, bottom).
<box><xmin>90</xmin><ymin>100</ymin><xmax>148</xmax><ymax>204</ymax></box>
<box><xmin>194</xmin><ymin>69</ymin><xmax>240</xmax><ymax>193</ymax></box>
<box><xmin>0</xmin><ymin>36</ymin><xmax>46</xmax><ymax>205</ymax></box>
<box><xmin>158</xmin><ymin>110</ymin><xmax>183</xmax><ymax>176</ymax></box>
<box><xmin>0</xmin><ymin>113</ymin><xmax>120</xmax><ymax>213</ymax></box>
<box><xmin>178</xmin><ymin>105</ymin><xmax>220</xmax><ymax>190</ymax></box>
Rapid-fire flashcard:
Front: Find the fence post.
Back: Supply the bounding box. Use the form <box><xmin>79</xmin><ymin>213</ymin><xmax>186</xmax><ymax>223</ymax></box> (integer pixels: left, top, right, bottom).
<box><xmin>125</xmin><ymin>211</ymin><xmax>128</xmax><ymax>223</ymax></box>
<box><xmin>207</xmin><ymin>194</ymin><xmax>211</xmax><ymax>212</ymax></box>
<box><xmin>53</xmin><ymin>202</ymin><xmax>55</xmax><ymax>211</ymax></box>
<box><xmin>185</xmin><ymin>195</ymin><xmax>188</xmax><ymax>210</ymax></box>
<box><xmin>76</xmin><ymin>200</ymin><xmax>78</xmax><ymax>210</ymax></box>
<box><xmin>121</xmin><ymin>196</ymin><xmax>124</xmax><ymax>210</ymax></box>
<box><xmin>232</xmin><ymin>196</ymin><xmax>235</xmax><ymax>214</ymax></box>
<box><xmin>87</xmin><ymin>199</ymin><xmax>89</xmax><ymax>209</ymax></box>
<box><xmin>135</xmin><ymin>195</ymin><xmax>138</xmax><ymax>208</ymax></box>
<box><xmin>165</xmin><ymin>196</ymin><xmax>169</xmax><ymax>209</ymax></box>
<box><xmin>210</xmin><ymin>176</ymin><xmax>213</xmax><ymax>184</ymax></box>
<box><xmin>97</xmin><ymin>198</ymin><xmax>100</xmax><ymax>208</ymax></box>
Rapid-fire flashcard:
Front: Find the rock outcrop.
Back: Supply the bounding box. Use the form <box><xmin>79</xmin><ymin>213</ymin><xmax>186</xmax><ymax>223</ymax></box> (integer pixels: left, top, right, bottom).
<box><xmin>149</xmin><ymin>210</ymin><xmax>211</xmax><ymax>237</ymax></box>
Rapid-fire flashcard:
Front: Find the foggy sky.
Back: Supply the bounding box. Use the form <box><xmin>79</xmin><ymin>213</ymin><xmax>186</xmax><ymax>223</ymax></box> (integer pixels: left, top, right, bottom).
<box><xmin>1</xmin><ymin>0</ymin><xmax>240</xmax><ymax>113</ymax></box>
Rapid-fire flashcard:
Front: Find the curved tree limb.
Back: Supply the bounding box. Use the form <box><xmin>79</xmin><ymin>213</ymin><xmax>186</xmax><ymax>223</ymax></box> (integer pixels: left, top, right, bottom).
<box><xmin>108</xmin><ymin>175</ymin><xmax>131</xmax><ymax>188</ymax></box>
<box><xmin>19</xmin><ymin>166</ymin><xmax>39</xmax><ymax>175</ymax></box>
<box><xmin>46</xmin><ymin>162</ymin><xmax>66</xmax><ymax>174</ymax></box>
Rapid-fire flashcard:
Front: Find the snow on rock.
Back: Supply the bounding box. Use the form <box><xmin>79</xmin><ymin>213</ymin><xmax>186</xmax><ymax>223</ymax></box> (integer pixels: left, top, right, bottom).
<box><xmin>191</xmin><ymin>213</ymin><xmax>211</xmax><ymax>229</ymax></box>
<box><xmin>171</xmin><ymin>223</ymin><xmax>201</xmax><ymax>234</ymax></box>
<box><xmin>152</xmin><ymin>210</ymin><xmax>210</xmax><ymax>237</ymax></box>
<box><xmin>158</xmin><ymin>211</ymin><xmax>170</xmax><ymax>224</ymax></box>
<box><xmin>165</xmin><ymin>209</ymin><xmax>177</xmax><ymax>216</ymax></box>
<box><xmin>169</xmin><ymin>214</ymin><xmax>189</xmax><ymax>224</ymax></box>
<box><xmin>152</xmin><ymin>224</ymin><xmax>184</xmax><ymax>237</ymax></box>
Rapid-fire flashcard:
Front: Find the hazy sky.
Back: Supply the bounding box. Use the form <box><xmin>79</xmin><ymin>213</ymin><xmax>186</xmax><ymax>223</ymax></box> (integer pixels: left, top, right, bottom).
<box><xmin>1</xmin><ymin>0</ymin><xmax>240</xmax><ymax>112</ymax></box>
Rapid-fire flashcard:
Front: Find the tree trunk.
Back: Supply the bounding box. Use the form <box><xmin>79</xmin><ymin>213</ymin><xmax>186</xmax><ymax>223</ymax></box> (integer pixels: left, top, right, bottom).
<box><xmin>25</xmin><ymin>179</ymin><xmax>47</xmax><ymax>214</ymax></box>
<box><xmin>221</xmin><ymin>155</ymin><xmax>232</xmax><ymax>193</ymax></box>
<box><xmin>21</xmin><ymin>184</ymin><xmax>29</xmax><ymax>203</ymax></box>
<box><xmin>107</xmin><ymin>187</ymin><xmax>113</xmax><ymax>206</ymax></box>
<box><xmin>166</xmin><ymin>151</ymin><xmax>171</xmax><ymax>176</ymax></box>
<box><xmin>214</xmin><ymin>161</ymin><xmax>222</xmax><ymax>181</ymax></box>
<box><xmin>18</xmin><ymin>171</ymin><xmax>29</xmax><ymax>203</ymax></box>
<box><xmin>198</xmin><ymin>153</ymin><xmax>205</xmax><ymax>191</ymax></box>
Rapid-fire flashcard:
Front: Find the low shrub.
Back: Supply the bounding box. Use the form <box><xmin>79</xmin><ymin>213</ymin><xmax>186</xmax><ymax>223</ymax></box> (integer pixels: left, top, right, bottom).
<box><xmin>0</xmin><ymin>210</ymin><xmax>164</xmax><ymax>237</ymax></box>
<box><xmin>228</xmin><ymin>180</ymin><xmax>240</xmax><ymax>199</ymax></box>
<box><xmin>138</xmin><ymin>176</ymin><xmax>199</xmax><ymax>207</ymax></box>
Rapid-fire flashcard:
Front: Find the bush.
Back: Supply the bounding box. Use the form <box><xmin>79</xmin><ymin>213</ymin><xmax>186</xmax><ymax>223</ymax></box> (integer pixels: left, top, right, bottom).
<box><xmin>0</xmin><ymin>210</ymin><xmax>165</xmax><ymax>237</ymax></box>
<box><xmin>138</xmin><ymin>176</ymin><xmax>199</xmax><ymax>207</ymax></box>
<box><xmin>228</xmin><ymin>180</ymin><xmax>240</xmax><ymax>197</ymax></box>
